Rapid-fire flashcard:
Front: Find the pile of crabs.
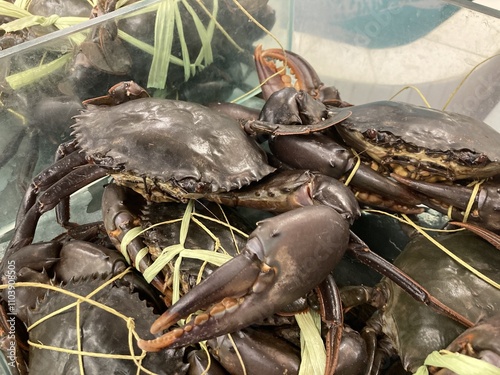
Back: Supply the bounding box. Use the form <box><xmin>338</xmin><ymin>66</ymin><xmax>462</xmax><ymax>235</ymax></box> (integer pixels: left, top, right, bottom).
<box><xmin>1</xmin><ymin>46</ymin><xmax>500</xmax><ymax>375</ymax></box>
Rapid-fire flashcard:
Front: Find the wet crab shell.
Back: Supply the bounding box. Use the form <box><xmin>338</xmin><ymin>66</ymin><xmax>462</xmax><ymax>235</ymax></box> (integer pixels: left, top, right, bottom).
<box><xmin>334</xmin><ymin>101</ymin><xmax>500</xmax><ymax>181</ymax></box>
<box><xmin>378</xmin><ymin>231</ymin><xmax>500</xmax><ymax>372</ymax></box>
<box><xmin>72</xmin><ymin>98</ymin><xmax>275</xmax><ymax>200</ymax></box>
<box><xmin>27</xmin><ymin>275</ymin><xmax>188</xmax><ymax>375</ymax></box>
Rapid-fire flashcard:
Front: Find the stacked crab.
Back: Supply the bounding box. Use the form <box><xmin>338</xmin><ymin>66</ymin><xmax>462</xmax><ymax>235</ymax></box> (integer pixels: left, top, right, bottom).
<box><xmin>1</xmin><ymin>47</ymin><xmax>500</xmax><ymax>375</ymax></box>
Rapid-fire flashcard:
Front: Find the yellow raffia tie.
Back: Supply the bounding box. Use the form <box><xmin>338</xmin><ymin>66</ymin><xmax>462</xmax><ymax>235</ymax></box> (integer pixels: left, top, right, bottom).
<box><xmin>462</xmin><ymin>179</ymin><xmax>484</xmax><ymax>223</ymax></box>
<box><xmin>404</xmin><ymin>213</ymin><xmax>500</xmax><ymax>291</ymax></box>
<box><xmin>0</xmin><ymin>3</ymin><xmax>84</xmax><ymax>32</ymax></box>
<box><xmin>0</xmin><ymin>100</ymin><xmax>28</xmax><ymax>127</ymax></box>
<box><xmin>363</xmin><ymin>210</ymin><xmax>500</xmax><ymax>290</ymax></box>
<box><xmin>133</xmin><ymin>247</ymin><xmax>150</xmax><ymax>271</ymax></box>
<box><xmin>0</xmin><ymin>268</ymin><xmax>157</xmax><ymax>375</ymax></box>
<box><xmin>118</xmin><ymin>226</ymin><xmax>156</xmax><ymax>271</ymax></box>
<box><xmin>191</xmin><ymin>212</ymin><xmax>248</xmax><ymax>239</ymax></box>
<box><xmin>389</xmin><ymin>85</ymin><xmax>431</xmax><ymax>108</ymax></box>
<box><xmin>442</xmin><ymin>53</ymin><xmax>500</xmax><ymax>111</ymax></box>
<box><xmin>119</xmin><ymin>200</ymin><xmax>247</xmax><ymax>284</ymax></box>
<box><xmin>343</xmin><ymin>148</ymin><xmax>362</xmax><ymax>187</ymax></box>
<box><xmin>120</xmin><ymin>219</ymin><xmax>182</xmax><ymax>272</ymax></box>
<box><xmin>227</xmin><ymin>333</ymin><xmax>247</xmax><ymax>375</ymax></box>
<box><xmin>195</xmin><ymin>0</ymin><xmax>241</xmax><ymax>53</ymax></box>
<box><xmin>414</xmin><ymin>350</ymin><xmax>500</xmax><ymax>375</ymax></box>
<box><xmin>444</xmin><ymin>179</ymin><xmax>483</xmax><ymax>224</ymax></box>
<box><xmin>447</xmin><ymin>204</ymin><xmax>455</xmax><ymax>220</ymax></box>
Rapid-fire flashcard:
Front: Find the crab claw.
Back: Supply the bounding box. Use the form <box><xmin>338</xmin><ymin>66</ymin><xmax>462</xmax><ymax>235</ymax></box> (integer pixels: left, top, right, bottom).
<box><xmin>197</xmin><ymin>170</ymin><xmax>361</xmax><ymax>225</ymax></box>
<box><xmin>391</xmin><ymin>174</ymin><xmax>500</xmax><ymax>232</ymax></box>
<box><xmin>137</xmin><ymin>205</ymin><xmax>351</xmax><ymax>351</ymax></box>
<box><xmin>254</xmin><ymin>45</ymin><xmax>350</xmax><ymax>106</ymax></box>
<box><xmin>82</xmin><ymin>81</ymin><xmax>149</xmax><ymax>106</ymax></box>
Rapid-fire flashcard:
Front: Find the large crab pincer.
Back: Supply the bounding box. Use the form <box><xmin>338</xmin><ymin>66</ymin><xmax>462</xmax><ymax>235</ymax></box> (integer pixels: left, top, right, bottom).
<box><xmin>138</xmin><ymin>205</ymin><xmax>351</xmax><ymax>351</ymax></box>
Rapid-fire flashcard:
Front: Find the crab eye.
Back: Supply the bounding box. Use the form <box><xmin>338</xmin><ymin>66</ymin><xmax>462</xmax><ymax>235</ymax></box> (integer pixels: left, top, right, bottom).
<box><xmin>365</xmin><ymin>129</ymin><xmax>378</xmax><ymax>140</ymax></box>
<box><xmin>475</xmin><ymin>154</ymin><xmax>489</xmax><ymax>165</ymax></box>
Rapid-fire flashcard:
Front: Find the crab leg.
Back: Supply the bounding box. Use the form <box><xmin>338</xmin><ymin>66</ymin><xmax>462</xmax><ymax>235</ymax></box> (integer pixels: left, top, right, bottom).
<box><xmin>392</xmin><ymin>174</ymin><xmax>500</xmax><ymax>233</ymax></box>
<box><xmin>15</xmin><ymin>144</ymin><xmax>86</xmax><ymax>227</ymax></box>
<box><xmin>137</xmin><ymin>205</ymin><xmax>351</xmax><ymax>351</ymax></box>
<box><xmin>270</xmin><ymin>133</ymin><xmax>423</xmax><ymax>214</ymax></box>
<box><xmin>206</xmin><ymin>328</ymin><xmax>301</xmax><ymax>374</ymax></box>
<box><xmin>316</xmin><ymin>274</ymin><xmax>344</xmax><ymax>375</ymax></box>
<box><xmin>8</xmin><ymin>153</ymin><xmax>106</xmax><ymax>254</ymax></box>
<box><xmin>448</xmin><ymin>222</ymin><xmax>500</xmax><ymax>250</ymax></box>
<box><xmin>101</xmin><ymin>183</ymin><xmax>165</xmax><ymax>293</ymax></box>
<box><xmin>347</xmin><ymin>231</ymin><xmax>474</xmax><ymax>329</ymax></box>
<box><xmin>242</xmin><ymin>109</ymin><xmax>351</xmax><ymax>136</ymax></box>
<box><xmin>195</xmin><ymin>169</ymin><xmax>361</xmax><ymax>224</ymax></box>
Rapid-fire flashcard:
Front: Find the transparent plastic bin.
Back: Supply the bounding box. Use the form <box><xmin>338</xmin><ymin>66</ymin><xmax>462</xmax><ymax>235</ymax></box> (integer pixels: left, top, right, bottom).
<box><xmin>1</xmin><ymin>1</ymin><xmax>500</xmax><ymax>374</ymax></box>
<box><xmin>0</xmin><ymin>0</ymin><xmax>499</xmax><ymax>252</ymax></box>
<box><xmin>0</xmin><ymin>0</ymin><xmax>292</xmax><ymax>251</ymax></box>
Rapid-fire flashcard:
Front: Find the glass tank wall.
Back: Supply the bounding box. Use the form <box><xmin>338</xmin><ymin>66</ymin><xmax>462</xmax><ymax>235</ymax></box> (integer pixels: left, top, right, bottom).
<box><xmin>0</xmin><ymin>0</ymin><xmax>499</xmax><ymax>252</ymax></box>
<box><xmin>291</xmin><ymin>0</ymin><xmax>500</xmax><ymax>125</ymax></box>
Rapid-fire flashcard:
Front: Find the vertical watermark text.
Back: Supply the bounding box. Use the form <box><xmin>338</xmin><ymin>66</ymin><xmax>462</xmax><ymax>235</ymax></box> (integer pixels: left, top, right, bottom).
<box><xmin>4</xmin><ymin>260</ymin><xmax>17</xmax><ymax>368</ymax></box>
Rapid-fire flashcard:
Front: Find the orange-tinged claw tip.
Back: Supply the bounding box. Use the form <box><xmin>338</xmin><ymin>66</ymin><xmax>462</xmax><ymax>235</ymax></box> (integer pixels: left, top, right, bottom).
<box><xmin>194</xmin><ymin>313</ymin><xmax>209</xmax><ymax>326</ymax></box>
<box><xmin>138</xmin><ymin>328</ymin><xmax>184</xmax><ymax>352</ymax></box>
<box><xmin>150</xmin><ymin>312</ymin><xmax>180</xmax><ymax>335</ymax></box>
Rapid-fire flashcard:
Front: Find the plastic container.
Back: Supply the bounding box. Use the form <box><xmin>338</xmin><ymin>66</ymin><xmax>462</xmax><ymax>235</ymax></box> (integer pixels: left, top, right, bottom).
<box><xmin>0</xmin><ymin>0</ymin><xmax>292</xmax><ymax>251</ymax></box>
<box><xmin>0</xmin><ymin>0</ymin><xmax>499</xmax><ymax>252</ymax></box>
<box><xmin>1</xmin><ymin>1</ymin><xmax>500</xmax><ymax>374</ymax></box>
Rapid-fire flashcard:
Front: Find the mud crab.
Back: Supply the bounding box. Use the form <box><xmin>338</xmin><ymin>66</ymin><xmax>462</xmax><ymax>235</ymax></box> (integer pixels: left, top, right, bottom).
<box><xmin>6</xmin><ymin>81</ymin><xmax>478</xmax><ymax>374</ymax></box>
<box><xmin>2</xmin><ymin>213</ymin><xmax>329</xmax><ymax>374</ymax></box>
<box><xmin>0</xmin><ymin>232</ymin><xmax>185</xmax><ymax>374</ymax></box>
<box><xmin>8</xmin><ymin>80</ymin><xmax>356</xmax><ymax>254</ymax></box>
<box><xmin>5</xmin><ymin>81</ymin><xmax>358</xmax><ymax>372</ymax></box>
<box><xmin>102</xmin><ymin>182</ymin><xmax>378</xmax><ymax>374</ymax></box>
<box><xmin>341</xmin><ymin>230</ymin><xmax>500</xmax><ymax>373</ymax></box>
<box><xmin>25</xmin><ymin>276</ymin><xmax>186</xmax><ymax>375</ymax></box>
<box><xmin>133</xmin><ymin>203</ymin><xmax>472</xmax><ymax>358</ymax></box>
<box><xmin>253</xmin><ymin>46</ymin><xmax>500</xmax><ymax>233</ymax></box>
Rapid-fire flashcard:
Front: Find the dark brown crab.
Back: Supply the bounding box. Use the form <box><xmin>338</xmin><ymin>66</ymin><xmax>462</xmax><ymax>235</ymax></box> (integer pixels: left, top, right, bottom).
<box><xmin>134</xmin><ymin>204</ymin><xmax>475</xmax><ymax>363</ymax></box>
<box><xmin>329</xmin><ymin>100</ymin><xmax>500</xmax><ymax>234</ymax></box>
<box><xmin>341</xmin><ymin>230</ymin><xmax>500</xmax><ymax>374</ymax></box>
<box><xmin>8</xmin><ymin>82</ymin><xmax>474</xmax><ymax>372</ymax></box>
<box><xmin>0</xmin><ymin>230</ymin><xmax>182</xmax><ymax>374</ymax></box>
<box><xmin>254</xmin><ymin>47</ymin><xmax>500</xmax><ymax>184</ymax></box>
<box><xmin>254</xmin><ymin>47</ymin><xmax>500</xmax><ymax>233</ymax></box>
<box><xmin>8</xmin><ymin>81</ymin><xmax>356</xmax><ymax>254</ymax></box>
<box><xmin>330</xmin><ymin>100</ymin><xmax>500</xmax><ymax>182</ymax></box>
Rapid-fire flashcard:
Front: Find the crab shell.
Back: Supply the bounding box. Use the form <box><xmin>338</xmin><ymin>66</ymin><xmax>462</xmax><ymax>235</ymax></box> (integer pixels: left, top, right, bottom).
<box><xmin>377</xmin><ymin>230</ymin><xmax>500</xmax><ymax>372</ymax></box>
<box><xmin>27</xmin><ymin>276</ymin><xmax>187</xmax><ymax>375</ymax></box>
<box><xmin>140</xmin><ymin>201</ymin><xmax>251</xmax><ymax>294</ymax></box>
<box><xmin>333</xmin><ymin>101</ymin><xmax>500</xmax><ymax>181</ymax></box>
<box><xmin>72</xmin><ymin>98</ymin><xmax>275</xmax><ymax>201</ymax></box>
